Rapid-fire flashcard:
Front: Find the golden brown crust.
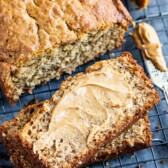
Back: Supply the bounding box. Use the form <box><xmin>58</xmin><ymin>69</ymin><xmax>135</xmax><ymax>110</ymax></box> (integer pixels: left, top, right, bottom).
<box><xmin>0</xmin><ymin>0</ymin><xmax>131</xmax><ymax>65</ymax></box>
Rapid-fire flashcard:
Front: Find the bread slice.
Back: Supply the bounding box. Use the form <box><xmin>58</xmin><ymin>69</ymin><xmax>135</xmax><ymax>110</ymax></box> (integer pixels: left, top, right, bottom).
<box><xmin>0</xmin><ymin>0</ymin><xmax>132</xmax><ymax>104</ymax></box>
<box><xmin>0</xmin><ymin>52</ymin><xmax>159</xmax><ymax>168</ymax></box>
<box><xmin>0</xmin><ymin>97</ymin><xmax>151</xmax><ymax>167</ymax></box>
<box><xmin>5</xmin><ymin>116</ymin><xmax>152</xmax><ymax>168</ymax></box>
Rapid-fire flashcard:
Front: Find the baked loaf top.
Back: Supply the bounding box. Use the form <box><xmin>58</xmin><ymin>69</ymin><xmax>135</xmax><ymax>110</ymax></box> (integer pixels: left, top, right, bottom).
<box><xmin>0</xmin><ymin>0</ymin><xmax>131</xmax><ymax>66</ymax></box>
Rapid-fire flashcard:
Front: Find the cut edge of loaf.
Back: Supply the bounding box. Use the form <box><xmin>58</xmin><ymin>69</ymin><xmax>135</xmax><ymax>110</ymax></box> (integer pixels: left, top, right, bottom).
<box><xmin>0</xmin><ymin>0</ymin><xmax>132</xmax><ymax>105</ymax></box>
<box><xmin>7</xmin><ymin>52</ymin><xmax>159</xmax><ymax>167</ymax></box>
<box><xmin>0</xmin><ymin>24</ymin><xmax>129</xmax><ymax>105</ymax></box>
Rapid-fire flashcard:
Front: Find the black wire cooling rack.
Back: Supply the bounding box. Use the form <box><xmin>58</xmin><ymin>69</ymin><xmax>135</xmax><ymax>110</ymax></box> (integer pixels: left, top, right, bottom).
<box><xmin>1</xmin><ymin>0</ymin><xmax>168</xmax><ymax>168</ymax></box>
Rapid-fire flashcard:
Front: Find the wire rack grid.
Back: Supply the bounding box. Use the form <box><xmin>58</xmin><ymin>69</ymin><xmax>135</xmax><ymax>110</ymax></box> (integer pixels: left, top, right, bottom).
<box><xmin>0</xmin><ymin>0</ymin><xmax>168</xmax><ymax>168</ymax></box>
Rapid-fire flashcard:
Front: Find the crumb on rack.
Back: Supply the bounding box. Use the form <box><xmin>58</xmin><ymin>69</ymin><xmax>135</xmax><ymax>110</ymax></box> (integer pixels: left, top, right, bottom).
<box><xmin>105</xmin><ymin>161</ymin><xmax>110</xmax><ymax>166</ymax></box>
<box><xmin>130</xmin><ymin>154</ymin><xmax>135</xmax><ymax>158</ymax></box>
<box><xmin>136</xmin><ymin>164</ymin><xmax>143</xmax><ymax>168</ymax></box>
<box><xmin>131</xmin><ymin>21</ymin><xmax>136</xmax><ymax>28</ymax></box>
<box><xmin>155</xmin><ymin>125</ymin><xmax>161</xmax><ymax>132</ymax></box>
<box><xmin>160</xmin><ymin>159</ymin><xmax>165</xmax><ymax>164</ymax></box>
<box><xmin>109</xmin><ymin>52</ymin><xmax>115</xmax><ymax>57</ymax></box>
<box><xmin>25</xmin><ymin>98</ymin><xmax>39</xmax><ymax>107</ymax></box>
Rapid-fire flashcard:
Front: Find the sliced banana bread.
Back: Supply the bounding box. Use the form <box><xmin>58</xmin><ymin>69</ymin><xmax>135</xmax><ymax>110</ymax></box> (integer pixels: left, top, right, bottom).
<box><xmin>0</xmin><ymin>52</ymin><xmax>159</xmax><ymax>168</ymax></box>
<box><xmin>4</xmin><ymin>116</ymin><xmax>152</xmax><ymax>168</ymax></box>
<box><xmin>0</xmin><ymin>0</ymin><xmax>132</xmax><ymax>104</ymax></box>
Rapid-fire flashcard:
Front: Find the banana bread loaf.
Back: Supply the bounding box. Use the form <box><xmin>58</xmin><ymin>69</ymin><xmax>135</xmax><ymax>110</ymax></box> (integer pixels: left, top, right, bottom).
<box><xmin>0</xmin><ymin>0</ymin><xmax>132</xmax><ymax>104</ymax></box>
<box><xmin>0</xmin><ymin>52</ymin><xmax>159</xmax><ymax>168</ymax></box>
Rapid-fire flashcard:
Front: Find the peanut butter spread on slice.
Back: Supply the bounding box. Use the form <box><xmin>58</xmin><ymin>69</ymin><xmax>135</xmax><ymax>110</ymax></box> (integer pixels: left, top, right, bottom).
<box><xmin>33</xmin><ymin>69</ymin><xmax>132</xmax><ymax>160</ymax></box>
<box><xmin>132</xmin><ymin>22</ymin><xmax>167</xmax><ymax>71</ymax></box>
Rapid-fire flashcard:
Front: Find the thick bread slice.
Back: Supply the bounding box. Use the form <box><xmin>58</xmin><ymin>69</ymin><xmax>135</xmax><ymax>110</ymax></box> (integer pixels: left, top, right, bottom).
<box><xmin>0</xmin><ymin>101</ymin><xmax>151</xmax><ymax>167</ymax></box>
<box><xmin>0</xmin><ymin>52</ymin><xmax>159</xmax><ymax>168</ymax></box>
<box><xmin>8</xmin><ymin>116</ymin><xmax>152</xmax><ymax>168</ymax></box>
<box><xmin>0</xmin><ymin>105</ymin><xmax>151</xmax><ymax>168</ymax></box>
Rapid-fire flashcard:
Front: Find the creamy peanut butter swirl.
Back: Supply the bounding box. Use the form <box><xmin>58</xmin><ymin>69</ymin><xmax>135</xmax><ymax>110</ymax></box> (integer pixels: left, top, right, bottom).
<box><xmin>33</xmin><ymin>70</ymin><xmax>132</xmax><ymax>159</ymax></box>
<box><xmin>132</xmin><ymin>22</ymin><xmax>167</xmax><ymax>71</ymax></box>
